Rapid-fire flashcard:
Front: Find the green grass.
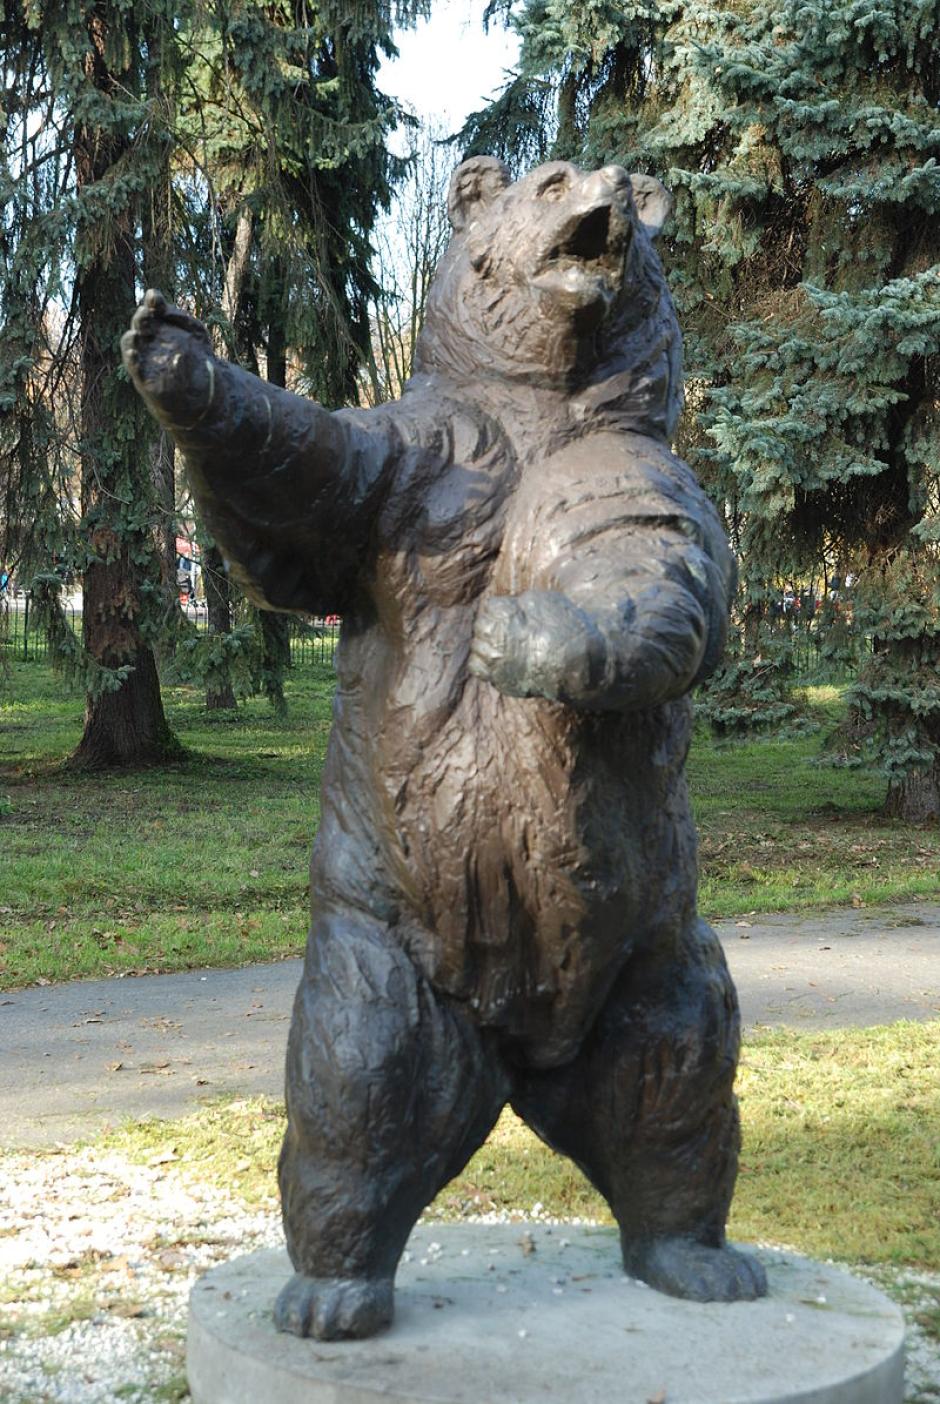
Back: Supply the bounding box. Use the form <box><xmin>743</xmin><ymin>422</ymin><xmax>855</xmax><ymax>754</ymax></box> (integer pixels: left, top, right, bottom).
<box><xmin>0</xmin><ymin>660</ymin><xmax>333</xmax><ymax>986</ymax></box>
<box><xmin>94</xmin><ymin>1020</ymin><xmax>940</xmax><ymax>1271</ymax></box>
<box><xmin>1</xmin><ymin>663</ymin><xmax>938</xmax><ymax>988</ymax></box>
<box><xmin>691</xmin><ymin>686</ymin><xmax>940</xmax><ymax>917</ymax></box>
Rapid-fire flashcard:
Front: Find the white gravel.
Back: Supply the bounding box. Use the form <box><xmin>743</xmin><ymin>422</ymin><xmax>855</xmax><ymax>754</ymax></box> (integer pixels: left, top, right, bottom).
<box><xmin>1</xmin><ymin>1146</ymin><xmax>938</xmax><ymax>1403</ymax></box>
<box><xmin>0</xmin><ymin>1144</ymin><xmax>281</xmax><ymax>1402</ymax></box>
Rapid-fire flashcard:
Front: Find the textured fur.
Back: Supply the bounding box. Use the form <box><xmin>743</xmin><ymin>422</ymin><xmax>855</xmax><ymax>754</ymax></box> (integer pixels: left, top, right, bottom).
<box><xmin>123</xmin><ymin>159</ymin><xmax>764</xmax><ymax>1340</ymax></box>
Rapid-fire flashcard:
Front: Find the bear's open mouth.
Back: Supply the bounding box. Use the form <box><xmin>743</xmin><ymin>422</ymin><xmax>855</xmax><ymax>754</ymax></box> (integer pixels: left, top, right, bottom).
<box><xmin>536</xmin><ymin>199</ymin><xmax>629</xmax><ymax>296</ymax></box>
<box><xmin>550</xmin><ymin>205</ymin><xmax>614</xmax><ymax>266</ymax></box>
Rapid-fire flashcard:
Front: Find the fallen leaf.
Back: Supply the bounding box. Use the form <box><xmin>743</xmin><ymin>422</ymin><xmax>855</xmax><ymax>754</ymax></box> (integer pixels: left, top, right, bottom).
<box><xmin>148</xmin><ymin>1150</ymin><xmax>179</xmax><ymax>1167</ymax></box>
<box><xmin>100</xmin><ymin>1256</ymin><xmax>132</xmax><ymax>1275</ymax></box>
<box><xmin>106</xmin><ymin>1061</ymin><xmax>125</xmax><ymax>1072</ymax></box>
<box><xmin>156</xmin><ymin>1249</ymin><xmax>187</xmax><ymax>1271</ymax></box>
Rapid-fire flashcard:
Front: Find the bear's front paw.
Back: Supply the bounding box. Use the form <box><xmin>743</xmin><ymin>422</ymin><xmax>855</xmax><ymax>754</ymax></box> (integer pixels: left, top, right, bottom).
<box><xmin>468</xmin><ymin>594</ymin><xmax>527</xmax><ymax>693</ymax></box>
<box><xmin>121</xmin><ymin>289</ymin><xmax>218</xmax><ymax>432</ymax></box>
<box><xmin>468</xmin><ymin>590</ymin><xmax>606</xmax><ymax>703</ymax></box>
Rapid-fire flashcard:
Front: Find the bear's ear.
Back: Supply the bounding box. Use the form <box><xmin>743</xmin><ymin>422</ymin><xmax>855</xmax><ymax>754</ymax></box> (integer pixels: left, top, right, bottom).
<box><xmin>629</xmin><ymin>174</ymin><xmax>672</xmax><ymax>239</ymax></box>
<box><xmin>448</xmin><ymin>156</ymin><xmax>511</xmax><ymax>233</ymax></box>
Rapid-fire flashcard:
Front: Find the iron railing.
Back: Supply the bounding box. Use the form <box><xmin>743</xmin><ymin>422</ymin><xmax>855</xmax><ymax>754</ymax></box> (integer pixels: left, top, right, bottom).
<box><xmin>0</xmin><ymin>596</ymin><xmax>340</xmax><ymax>667</ymax></box>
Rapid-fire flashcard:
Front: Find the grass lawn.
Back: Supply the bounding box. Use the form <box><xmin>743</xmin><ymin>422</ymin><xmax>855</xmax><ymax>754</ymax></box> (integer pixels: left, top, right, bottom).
<box><xmin>1</xmin><ymin>661</ymin><xmax>938</xmax><ymax>988</ymax></box>
<box><xmin>694</xmin><ymin>686</ymin><xmax>940</xmax><ymax>918</ymax></box>
<box><xmin>95</xmin><ymin>1020</ymin><xmax>940</xmax><ymax>1271</ymax></box>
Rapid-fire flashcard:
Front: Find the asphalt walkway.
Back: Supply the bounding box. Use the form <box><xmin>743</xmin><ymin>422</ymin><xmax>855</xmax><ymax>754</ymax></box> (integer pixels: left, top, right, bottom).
<box><xmin>2</xmin><ymin>901</ymin><xmax>938</xmax><ymax>1149</ymax></box>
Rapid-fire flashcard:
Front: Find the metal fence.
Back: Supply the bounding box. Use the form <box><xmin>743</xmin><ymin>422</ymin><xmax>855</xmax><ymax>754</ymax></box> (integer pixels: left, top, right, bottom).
<box><xmin>0</xmin><ymin>596</ymin><xmax>339</xmax><ymax>667</ymax></box>
<box><xmin>0</xmin><ymin>597</ymin><xmax>81</xmax><ymax>662</ymax></box>
<box><xmin>288</xmin><ymin>619</ymin><xmax>340</xmax><ymax>666</ymax></box>
<box><xmin>2</xmin><ymin>593</ymin><xmax>864</xmax><ymax>683</ymax></box>
<box><xmin>764</xmin><ymin>613</ymin><xmax>872</xmax><ymax>683</ymax></box>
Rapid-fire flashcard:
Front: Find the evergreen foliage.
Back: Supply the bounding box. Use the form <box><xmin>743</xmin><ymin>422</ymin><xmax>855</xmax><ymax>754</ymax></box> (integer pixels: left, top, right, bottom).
<box><xmin>177</xmin><ymin>0</ymin><xmax>419</xmax><ymax>708</ymax></box>
<box><xmin>471</xmin><ymin>0</ymin><xmax>940</xmax><ymax>815</ymax></box>
<box><xmin>1</xmin><ymin>1</ymin><xmax>422</xmax><ymax>747</ymax></box>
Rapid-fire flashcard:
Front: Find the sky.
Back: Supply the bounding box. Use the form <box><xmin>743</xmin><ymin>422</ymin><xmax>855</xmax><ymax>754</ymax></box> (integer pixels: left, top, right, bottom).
<box><xmin>378</xmin><ymin>0</ymin><xmax>521</xmax><ymax>134</ymax></box>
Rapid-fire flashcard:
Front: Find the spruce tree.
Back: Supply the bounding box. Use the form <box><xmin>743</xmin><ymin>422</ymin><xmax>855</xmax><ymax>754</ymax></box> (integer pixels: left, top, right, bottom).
<box><xmin>3</xmin><ymin>0</ymin><xmax>418</xmax><ymax>735</ymax></box>
<box><xmin>177</xmin><ymin>0</ymin><xmax>418</xmax><ymax>709</ymax></box>
<box><xmin>1</xmin><ymin>3</ymin><xmax>184</xmax><ymax>765</ymax></box>
<box><xmin>471</xmin><ymin>0</ymin><xmax>940</xmax><ymax>816</ymax></box>
<box><xmin>70</xmin><ymin>5</ymin><xmax>188</xmax><ymax>765</ymax></box>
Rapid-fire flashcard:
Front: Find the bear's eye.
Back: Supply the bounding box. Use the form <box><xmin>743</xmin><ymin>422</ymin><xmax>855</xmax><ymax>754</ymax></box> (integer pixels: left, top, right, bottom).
<box><xmin>537</xmin><ymin>174</ymin><xmax>569</xmax><ymax>202</ymax></box>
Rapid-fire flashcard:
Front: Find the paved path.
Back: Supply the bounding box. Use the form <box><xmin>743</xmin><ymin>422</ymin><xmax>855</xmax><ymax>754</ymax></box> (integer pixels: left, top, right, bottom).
<box><xmin>1</xmin><ymin>902</ymin><xmax>938</xmax><ymax>1149</ymax></box>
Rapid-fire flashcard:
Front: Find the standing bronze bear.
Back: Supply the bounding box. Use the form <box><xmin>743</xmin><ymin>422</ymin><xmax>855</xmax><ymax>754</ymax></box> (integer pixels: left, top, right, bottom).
<box><xmin>123</xmin><ymin>156</ymin><xmax>767</xmax><ymax>1341</ymax></box>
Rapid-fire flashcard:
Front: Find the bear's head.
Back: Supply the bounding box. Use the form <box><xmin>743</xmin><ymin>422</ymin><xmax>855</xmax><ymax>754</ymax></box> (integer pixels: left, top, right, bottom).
<box><xmin>413</xmin><ymin>157</ymin><xmax>683</xmax><ymax>440</ymax></box>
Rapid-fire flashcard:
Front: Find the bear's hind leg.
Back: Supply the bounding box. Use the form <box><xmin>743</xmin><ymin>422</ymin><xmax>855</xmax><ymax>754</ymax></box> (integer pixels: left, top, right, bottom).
<box><xmin>512</xmin><ymin>919</ymin><xmax>766</xmax><ymax>1303</ymax></box>
<box><xmin>276</xmin><ymin>906</ymin><xmax>509</xmax><ymax>1340</ymax></box>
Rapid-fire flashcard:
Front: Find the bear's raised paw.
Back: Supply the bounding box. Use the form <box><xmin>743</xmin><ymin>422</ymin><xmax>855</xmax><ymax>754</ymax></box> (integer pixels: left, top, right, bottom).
<box><xmin>121</xmin><ymin>289</ymin><xmax>218</xmax><ymax>433</ymax></box>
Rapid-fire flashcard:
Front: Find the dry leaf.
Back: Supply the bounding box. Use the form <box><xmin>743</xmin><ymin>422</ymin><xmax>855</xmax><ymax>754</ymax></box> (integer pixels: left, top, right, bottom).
<box><xmin>156</xmin><ymin>1249</ymin><xmax>187</xmax><ymax>1272</ymax></box>
<box><xmin>148</xmin><ymin>1150</ymin><xmax>179</xmax><ymax>1167</ymax></box>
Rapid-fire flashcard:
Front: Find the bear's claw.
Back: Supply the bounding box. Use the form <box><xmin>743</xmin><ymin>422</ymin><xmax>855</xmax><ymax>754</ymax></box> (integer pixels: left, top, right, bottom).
<box><xmin>273</xmin><ymin>1272</ymin><xmax>394</xmax><ymax>1340</ymax></box>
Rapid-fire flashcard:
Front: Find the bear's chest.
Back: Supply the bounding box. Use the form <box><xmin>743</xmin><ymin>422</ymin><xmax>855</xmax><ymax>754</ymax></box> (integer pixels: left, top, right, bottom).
<box><xmin>377</xmin><ymin>449</ymin><xmax>516</xmax><ymax>613</ymax></box>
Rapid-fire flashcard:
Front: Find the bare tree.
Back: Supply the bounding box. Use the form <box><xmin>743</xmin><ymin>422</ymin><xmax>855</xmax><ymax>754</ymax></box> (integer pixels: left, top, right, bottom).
<box><xmin>360</xmin><ymin>127</ymin><xmax>452</xmax><ymax>407</ymax></box>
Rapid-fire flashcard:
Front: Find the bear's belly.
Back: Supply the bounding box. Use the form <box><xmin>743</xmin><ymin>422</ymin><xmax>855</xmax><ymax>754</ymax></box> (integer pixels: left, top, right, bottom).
<box><xmin>309</xmin><ymin>626</ymin><xmax>697</xmax><ymax>1067</ymax></box>
<box><xmin>377</xmin><ymin>679</ymin><xmax>698</xmax><ymax>1066</ymax></box>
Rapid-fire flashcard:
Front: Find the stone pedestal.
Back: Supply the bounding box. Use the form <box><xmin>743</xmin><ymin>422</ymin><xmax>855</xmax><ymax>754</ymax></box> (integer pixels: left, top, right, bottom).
<box><xmin>187</xmin><ymin>1225</ymin><xmax>904</xmax><ymax>1404</ymax></box>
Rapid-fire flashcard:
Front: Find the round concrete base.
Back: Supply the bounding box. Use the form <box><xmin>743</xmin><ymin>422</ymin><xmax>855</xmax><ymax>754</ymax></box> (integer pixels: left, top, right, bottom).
<box><xmin>187</xmin><ymin>1225</ymin><xmax>904</xmax><ymax>1404</ymax></box>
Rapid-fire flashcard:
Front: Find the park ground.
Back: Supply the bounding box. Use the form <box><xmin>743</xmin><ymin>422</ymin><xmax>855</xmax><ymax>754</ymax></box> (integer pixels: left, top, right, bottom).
<box><xmin>1</xmin><ymin>660</ymin><xmax>939</xmax><ymax>1400</ymax></box>
<box><xmin>2</xmin><ymin>660</ymin><xmax>939</xmax><ymax>989</ymax></box>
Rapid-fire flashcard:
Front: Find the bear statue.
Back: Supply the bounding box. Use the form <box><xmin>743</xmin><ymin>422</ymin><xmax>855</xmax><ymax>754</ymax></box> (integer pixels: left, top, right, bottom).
<box><xmin>122</xmin><ymin>156</ymin><xmax>767</xmax><ymax>1341</ymax></box>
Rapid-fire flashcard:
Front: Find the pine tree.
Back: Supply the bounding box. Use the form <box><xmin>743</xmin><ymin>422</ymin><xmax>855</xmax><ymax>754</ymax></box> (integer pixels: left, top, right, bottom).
<box><xmin>175</xmin><ymin>0</ymin><xmax>419</xmax><ymax>709</ymax></box>
<box><xmin>2</xmin><ymin>1</ymin><xmax>419</xmax><ymax>734</ymax></box>
<box><xmin>1</xmin><ymin>3</ymin><xmax>185</xmax><ymax>765</ymax></box>
<box><xmin>471</xmin><ymin>0</ymin><xmax>940</xmax><ymax>815</ymax></box>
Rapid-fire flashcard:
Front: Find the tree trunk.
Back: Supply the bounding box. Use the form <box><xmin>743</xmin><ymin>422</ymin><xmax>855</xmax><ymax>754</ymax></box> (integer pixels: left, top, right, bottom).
<box><xmin>885</xmin><ymin>708</ymin><xmax>940</xmax><ymax>821</ymax></box>
<box><xmin>74</xmin><ymin>612</ymin><xmax>179</xmax><ymax>766</ymax></box>
<box><xmin>885</xmin><ymin>766</ymin><xmax>940</xmax><ymax>822</ymax></box>
<box><xmin>743</xmin><ymin>599</ymin><xmax>763</xmax><ymax>653</ymax></box>
<box><xmin>259</xmin><ymin>609</ymin><xmax>291</xmax><ymax>716</ymax></box>
<box><xmin>151</xmin><ymin>430</ymin><xmax>179</xmax><ymax>628</ymax></box>
<box><xmin>72</xmin><ymin>7</ymin><xmax>179</xmax><ymax>769</ymax></box>
<box><xmin>203</xmin><ymin>541</ymin><xmax>237</xmax><ymax>710</ymax></box>
<box><xmin>142</xmin><ymin>37</ymin><xmax>182</xmax><ymax>646</ymax></box>
<box><xmin>256</xmin><ymin>291</ymin><xmax>291</xmax><ymax>715</ymax></box>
